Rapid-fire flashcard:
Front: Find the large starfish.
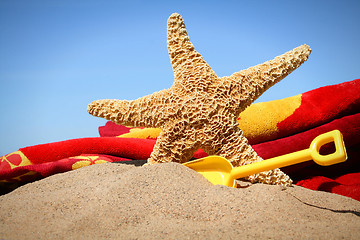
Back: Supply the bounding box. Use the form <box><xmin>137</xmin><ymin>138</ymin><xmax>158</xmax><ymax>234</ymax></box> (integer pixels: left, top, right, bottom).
<box><xmin>88</xmin><ymin>13</ymin><xmax>311</xmax><ymax>186</ymax></box>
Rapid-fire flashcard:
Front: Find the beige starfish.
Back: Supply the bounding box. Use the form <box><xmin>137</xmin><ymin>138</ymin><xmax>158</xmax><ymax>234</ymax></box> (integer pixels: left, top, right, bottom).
<box><xmin>88</xmin><ymin>13</ymin><xmax>311</xmax><ymax>186</ymax></box>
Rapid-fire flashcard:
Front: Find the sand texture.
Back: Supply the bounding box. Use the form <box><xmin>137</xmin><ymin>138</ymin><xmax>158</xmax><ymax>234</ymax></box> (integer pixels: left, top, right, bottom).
<box><xmin>1</xmin><ymin>162</ymin><xmax>359</xmax><ymax>239</ymax></box>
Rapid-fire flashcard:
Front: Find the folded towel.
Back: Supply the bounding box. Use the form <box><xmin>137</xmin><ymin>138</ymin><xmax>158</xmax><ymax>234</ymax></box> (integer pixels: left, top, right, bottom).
<box><xmin>1</xmin><ymin>79</ymin><xmax>359</xmax><ymax>201</ymax></box>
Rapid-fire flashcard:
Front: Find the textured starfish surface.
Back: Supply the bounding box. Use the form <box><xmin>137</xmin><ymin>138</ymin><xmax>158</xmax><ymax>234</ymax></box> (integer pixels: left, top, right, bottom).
<box><xmin>88</xmin><ymin>13</ymin><xmax>311</xmax><ymax>186</ymax></box>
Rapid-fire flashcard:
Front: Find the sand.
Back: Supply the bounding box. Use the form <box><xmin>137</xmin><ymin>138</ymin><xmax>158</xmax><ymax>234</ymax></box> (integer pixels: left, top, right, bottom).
<box><xmin>0</xmin><ymin>162</ymin><xmax>359</xmax><ymax>239</ymax></box>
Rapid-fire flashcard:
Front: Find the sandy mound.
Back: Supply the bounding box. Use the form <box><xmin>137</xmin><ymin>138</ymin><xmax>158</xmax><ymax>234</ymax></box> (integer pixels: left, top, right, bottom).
<box><xmin>0</xmin><ymin>162</ymin><xmax>359</xmax><ymax>239</ymax></box>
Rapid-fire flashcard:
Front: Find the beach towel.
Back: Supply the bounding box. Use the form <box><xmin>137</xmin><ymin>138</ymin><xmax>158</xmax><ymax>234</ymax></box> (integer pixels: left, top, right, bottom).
<box><xmin>1</xmin><ymin>79</ymin><xmax>359</xmax><ymax>201</ymax></box>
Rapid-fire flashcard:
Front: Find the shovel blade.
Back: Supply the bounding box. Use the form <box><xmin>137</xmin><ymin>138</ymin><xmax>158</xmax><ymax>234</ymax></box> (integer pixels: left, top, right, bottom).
<box><xmin>183</xmin><ymin>156</ymin><xmax>236</xmax><ymax>187</ymax></box>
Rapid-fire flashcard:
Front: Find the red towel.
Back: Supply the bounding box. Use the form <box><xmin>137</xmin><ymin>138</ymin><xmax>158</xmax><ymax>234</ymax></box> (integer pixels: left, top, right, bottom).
<box><xmin>1</xmin><ymin>79</ymin><xmax>359</xmax><ymax>201</ymax></box>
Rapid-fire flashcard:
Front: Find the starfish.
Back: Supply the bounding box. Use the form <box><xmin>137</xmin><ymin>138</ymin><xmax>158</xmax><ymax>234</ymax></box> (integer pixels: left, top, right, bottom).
<box><xmin>88</xmin><ymin>13</ymin><xmax>311</xmax><ymax>186</ymax></box>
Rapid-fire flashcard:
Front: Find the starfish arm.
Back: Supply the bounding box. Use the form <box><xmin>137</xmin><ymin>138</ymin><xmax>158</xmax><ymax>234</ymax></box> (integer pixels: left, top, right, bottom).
<box><xmin>222</xmin><ymin>44</ymin><xmax>311</xmax><ymax>110</ymax></box>
<box><xmin>148</xmin><ymin>121</ymin><xmax>200</xmax><ymax>164</ymax></box>
<box><xmin>213</xmin><ymin>127</ymin><xmax>293</xmax><ymax>186</ymax></box>
<box><xmin>167</xmin><ymin>13</ymin><xmax>218</xmax><ymax>87</ymax></box>
<box><xmin>87</xmin><ymin>89</ymin><xmax>171</xmax><ymax>128</ymax></box>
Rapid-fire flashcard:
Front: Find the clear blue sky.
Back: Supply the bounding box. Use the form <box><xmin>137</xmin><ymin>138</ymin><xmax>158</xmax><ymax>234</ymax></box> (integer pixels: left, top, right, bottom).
<box><xmin>1</xmin><ymin>0</ymin><xmax>359</xmax><ymax>155</ymax></box>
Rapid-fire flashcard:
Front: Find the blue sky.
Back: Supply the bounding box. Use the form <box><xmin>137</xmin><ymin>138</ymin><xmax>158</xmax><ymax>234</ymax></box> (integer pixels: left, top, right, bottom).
<box><xmin>0</xmin><ymin>0</ymin><xmax>359</xmax><ymax>155</ymax></box>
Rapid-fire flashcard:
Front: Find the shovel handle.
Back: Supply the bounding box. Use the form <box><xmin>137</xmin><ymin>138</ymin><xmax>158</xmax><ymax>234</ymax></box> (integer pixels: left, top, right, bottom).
<box><xmin>309</xmin><ymin>130</ymin><xmax>347</xmax><ymax>166</ymax></box>
<box><xmin>230</xmin><ymin>130</ymin><xmax>347</xmax><ymax>180</ymax></box>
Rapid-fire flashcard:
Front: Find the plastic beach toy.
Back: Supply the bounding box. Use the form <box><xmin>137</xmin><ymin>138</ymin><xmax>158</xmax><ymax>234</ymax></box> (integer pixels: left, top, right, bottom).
<box><xmin>183</xmin><ymin>130</ymin><xmax>347</xmax><ymax>187</ymax></box>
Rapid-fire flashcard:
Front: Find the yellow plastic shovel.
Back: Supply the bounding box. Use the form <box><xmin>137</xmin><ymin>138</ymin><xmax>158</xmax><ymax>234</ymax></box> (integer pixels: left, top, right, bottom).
<box><xmin>183</xmin><ymin>130</ymin><xmax>347</xmax><ymax>187</ymax></box>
